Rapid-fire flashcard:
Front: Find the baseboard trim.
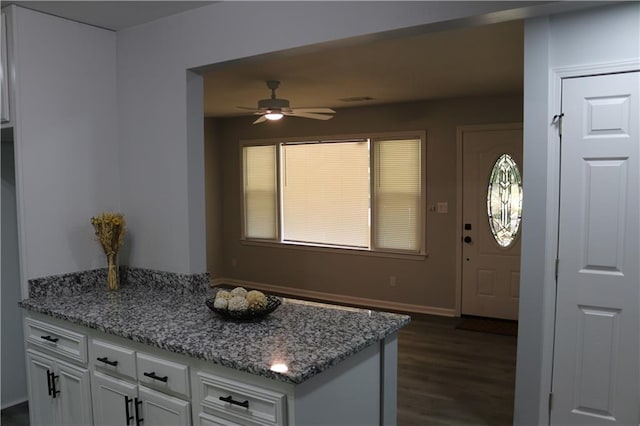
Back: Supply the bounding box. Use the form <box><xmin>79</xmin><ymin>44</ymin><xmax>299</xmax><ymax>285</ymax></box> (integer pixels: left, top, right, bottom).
<box><xmin>1</xmin><ymin>397</ymin><xmax>28</xmax><ymax>411</ymax></box>
<box><xmin>211</xmin><ymin>277</ymin><xmax>456</xmax><ymax>317</ymax></box>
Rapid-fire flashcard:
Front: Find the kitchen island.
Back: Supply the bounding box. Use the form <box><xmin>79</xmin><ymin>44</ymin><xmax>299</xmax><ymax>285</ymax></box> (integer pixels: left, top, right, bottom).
<box><xmin>20</xmin><ymin>268</ymin><xmax>410</xmax><ymax>426</ymax></box>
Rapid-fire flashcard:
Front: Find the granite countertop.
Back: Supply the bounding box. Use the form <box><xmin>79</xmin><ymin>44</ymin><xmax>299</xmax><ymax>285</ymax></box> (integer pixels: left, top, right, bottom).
<box><xmin>19</xmin><ymin>271</ymin><xmax>410</xmax><ymax>385</ymax></box>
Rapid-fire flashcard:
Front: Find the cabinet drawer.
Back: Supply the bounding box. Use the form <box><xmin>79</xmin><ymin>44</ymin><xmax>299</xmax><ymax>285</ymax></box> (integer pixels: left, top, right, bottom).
<box><xmin>91</xmin><ymin>338</ymin><xmax>136</xmax><ymax>379</ymax></box>
<box><xmin>136</xmin><ymin>352</ymin><xmax>189</xmax><ymax>398</ymax></box>
<box><xmin>198</xmin><ymin>412</ymin><xmax>243</xmax><ymax>426</ymax></box>
<box><xmin>25</xmin><ymin>318</ymin><xmax>87</xmax><ymax>364</ymax></box>
<box><xmin>195</xmin><ymin>371</ymin><xmax>286</xmax><ymax>426</ymax></box>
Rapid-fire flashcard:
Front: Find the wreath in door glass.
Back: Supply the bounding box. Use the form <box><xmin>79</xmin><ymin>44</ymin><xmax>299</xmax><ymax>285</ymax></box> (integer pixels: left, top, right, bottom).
<box><xmin>487</xmin><ymin>153</ymin><xmax>523</xmax><ymax>247</ymax></box>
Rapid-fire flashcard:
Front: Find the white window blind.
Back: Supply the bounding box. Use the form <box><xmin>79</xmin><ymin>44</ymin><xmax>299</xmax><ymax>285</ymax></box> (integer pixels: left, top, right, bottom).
<box><xmin>374</xmin><ymin>138</ymin><xmax>421</xmax><ymax>251</ymax></box>
<box><xmin>243</xmin><ymin>145</ymin><xmax>277</xmax><ymax>239</ymax></box>
<box><xmin>282</xmin><ymin>141</ymin><xmax>370</xmax><ymax>248</ymax></box>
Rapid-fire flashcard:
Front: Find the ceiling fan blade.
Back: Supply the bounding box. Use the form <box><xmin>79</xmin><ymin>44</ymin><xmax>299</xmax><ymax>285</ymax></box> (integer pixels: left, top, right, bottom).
<box><xmin>253</xmin><ymin>115</ymin><xmax>268</xmax><ymax>124</ymax></box>
<box><xmin>285</xmin><ymin>111</ymin><xmax>334</xmax><ymax>120</ymax></box>
<box><xmin>289</xmin><ymin>107</ymin><xmax>335</xmax><ymax>114</ymax></box>
<box><xmin>237</xmin><ymin>106</ymin><xmax>260</xmax><ymax>111</ymax></box>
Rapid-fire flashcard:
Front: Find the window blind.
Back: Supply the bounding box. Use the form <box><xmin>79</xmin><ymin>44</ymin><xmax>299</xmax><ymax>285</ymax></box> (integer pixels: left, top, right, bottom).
<box><xmin>374</xmin><ymin>138</ymin><xmax>421</xmax><ymax>251</ymax></box>
<box><xmin>282</xmin><ymin>141</ymin><xmax>370</xmax><ymax>248</ymax></box>
<box><xmin>243</xmin><ymin>145</ymin><xmax>277</xmax><ymax>239</ymax></box>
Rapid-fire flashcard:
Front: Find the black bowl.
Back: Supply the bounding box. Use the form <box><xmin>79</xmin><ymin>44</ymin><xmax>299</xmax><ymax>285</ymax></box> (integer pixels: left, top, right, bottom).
<box><xmin>205</xmin><ymin>288</ymin><xmax>281</xmax><ymax>320</ymax></box>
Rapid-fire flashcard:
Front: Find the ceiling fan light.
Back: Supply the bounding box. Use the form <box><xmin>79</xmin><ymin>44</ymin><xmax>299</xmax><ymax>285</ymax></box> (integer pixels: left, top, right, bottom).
<box><xmin>265</xmin><ymin>112</ymin><xmax>284</xmax><ymax>121</ymax></box>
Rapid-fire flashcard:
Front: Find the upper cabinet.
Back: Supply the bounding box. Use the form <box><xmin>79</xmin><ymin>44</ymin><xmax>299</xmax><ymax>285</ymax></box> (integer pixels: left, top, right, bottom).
<box><xmin>1</xmin><ymin>8</ymin><xmax>14</xmax><ymax>127</ymax></box>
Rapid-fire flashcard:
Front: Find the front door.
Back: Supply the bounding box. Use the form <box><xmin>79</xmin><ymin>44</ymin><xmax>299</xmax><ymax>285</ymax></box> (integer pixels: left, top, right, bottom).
<box><xmin>461</xmin><ymin>124</ymin><xmax>523</xmax><ymax>320</ymax></box>
<box><xmin>551</xmin><ymin>71</ymin><xmax>639</xmax><ymax>425</ymax></box>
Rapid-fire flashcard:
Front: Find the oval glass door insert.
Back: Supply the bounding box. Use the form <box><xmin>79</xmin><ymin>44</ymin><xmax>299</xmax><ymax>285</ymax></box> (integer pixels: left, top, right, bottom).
<box><xmin>487</xmin><ymin>153</ymin><xmax>523</xmax><ymax>247</ymax></box>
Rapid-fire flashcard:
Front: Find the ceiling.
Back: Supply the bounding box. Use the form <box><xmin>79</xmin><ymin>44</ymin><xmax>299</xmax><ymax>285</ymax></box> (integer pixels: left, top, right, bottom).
<box><xmin>5</xmin><ymin>1</ymin><xmax>216</xmax><ymax>31</ymax></box>
<box><xmin>203</xmin><ymin>19</ymin><xmax>524</xmax><ymax>118</ymax></box>
<box><xmin>4</xmin><ymin>2</ymin><xmax>524</xmax><ymax>118</ymax></box>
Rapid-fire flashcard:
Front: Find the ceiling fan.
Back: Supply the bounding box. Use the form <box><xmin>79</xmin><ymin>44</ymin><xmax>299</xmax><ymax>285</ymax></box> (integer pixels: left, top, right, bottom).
<box><xmin>238</xmin><ymin>80</ymin><xmax>335</xmax><ymax>124</ymax></box>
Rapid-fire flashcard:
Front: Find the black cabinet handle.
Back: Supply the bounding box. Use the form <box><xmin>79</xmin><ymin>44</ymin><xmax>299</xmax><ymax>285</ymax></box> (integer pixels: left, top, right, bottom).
<box><xmin>219</xmin><ymin>395</ymin><xmax>249</xmax><ymax>409</ymax></box>
<box><xmin>50</xmin><ymin>373</ymin><xmax>60</xmax><ymax>398</ymax></box>
<box><xmin>40</xmin><ymin>335</ymin><xmax>59</xmax><ymax>343</ymax></box>
<box><xmin>124</xmin><ymin>395</ymin><xmax>134</xmax><ymax>425</ymax></box>
<box><xmin>97</xmin><ymin>356</ymin><xmax>119</xmax><ymax>366</ymax></box>
<box><xmin>46</xmin><ymin>370</ymin><xmax>53</xmax><ymax>396</ymax></box>
<box><xmin>463</xmin><ymin>236</ymin><xmax>472</xmax><ymax>244</ymax></box>
<box><xmin>143</xmin><ymin>371</ymin><xmax>168</xmax><ymax>382</ymax></box>
<box><xmin>135</xmin><ymin>397</ymin><xmax>144</xmax><ymax>425</ymax></box>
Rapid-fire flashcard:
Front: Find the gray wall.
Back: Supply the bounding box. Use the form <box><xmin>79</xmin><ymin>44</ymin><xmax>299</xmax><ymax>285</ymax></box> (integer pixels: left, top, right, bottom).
<box><xmin>207</xmin><ymin>95</ymin><xmax>523</xmax><ymax>312</ymax></box>
<box><xmin>515</xmin><ymin>3</ymin><xmax>640</xmax><ymax>424</ymax></box>
<box><xmin>9</xmin><ymin>6</ymin><xmax>118</xmax><ymax>282</ymax></box>
<box><xmin>116</xmin><ymin>1</ymin><xmax>549</xmax><ymax>274</ymax></box>
<box><xmin>1</xmin><ymin>138</ymin><xmax>27</xmax><ymax>408</ymax></box>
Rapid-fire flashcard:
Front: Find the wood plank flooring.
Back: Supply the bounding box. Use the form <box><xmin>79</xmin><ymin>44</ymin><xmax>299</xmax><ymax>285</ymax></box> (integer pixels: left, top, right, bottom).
<box><xmin>397</xmin><ymin>314</ymin><xmax>517</xmax><ymax>426</ymax></box>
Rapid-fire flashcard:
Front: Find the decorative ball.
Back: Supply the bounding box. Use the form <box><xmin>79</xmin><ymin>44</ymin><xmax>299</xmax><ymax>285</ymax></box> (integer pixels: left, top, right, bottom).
<box><xmin>216</xmin><ymin>290</ymin><xmax>232</xmax><ymax>300</ymax></box>
<box><xmin>228</xmin><ymin>296</ymin><xmax>249</xmax><ymax>311</ymax></box>
<box><xmin>213</xmin><ymin>297</ymin><xmax>228</xmax><ymax>309</ymax></box>
<box><xmin>246</xmin><ymin>290</ymin><xmax>267</xmax><ymax>311</ymax></box>
<box><xmin>231</xmin><ymin>287</ymin><xmax>248</xmax><ymax>297</ymax></box>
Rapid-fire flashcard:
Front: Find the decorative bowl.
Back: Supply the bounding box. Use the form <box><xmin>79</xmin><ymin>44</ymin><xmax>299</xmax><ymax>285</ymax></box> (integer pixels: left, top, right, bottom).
<box><xmin>205</xmin><ymin>288</ymin><xmax>282</xmax><ymax>320</ymax></box>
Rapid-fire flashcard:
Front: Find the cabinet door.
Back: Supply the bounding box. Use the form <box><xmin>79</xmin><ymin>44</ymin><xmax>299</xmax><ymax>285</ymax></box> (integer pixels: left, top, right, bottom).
<box><xmin>139</xmin><ymin>385</ymin><xmax>191</xmax><ymax>426</ymax></box>
<box><xmin>57</xmin><ymin>361</ymin><xmax>93</xmax><ymax>426</ymax></box>
<box><xmin>92</xmin><ymin>370</ymin><xmax>137</xmax><ymax>426</ymax></box>
<box><xmin>26</xmin><ymin>351</ymin><xmax>58</xmax><ymax>426</ymax></box>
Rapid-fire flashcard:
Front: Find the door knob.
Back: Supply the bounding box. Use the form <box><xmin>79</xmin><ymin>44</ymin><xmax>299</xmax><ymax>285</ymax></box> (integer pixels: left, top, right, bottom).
<box><xmin>464</xmin><ymin>236</ymin><xmax>472</xmax><ymax>244</ymax></box>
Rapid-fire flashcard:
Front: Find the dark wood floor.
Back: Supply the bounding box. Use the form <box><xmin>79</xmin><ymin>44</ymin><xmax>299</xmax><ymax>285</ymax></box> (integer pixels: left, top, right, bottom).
<box><xmin>397</xmin><ymin>314</ymin><xmax>517</xmax><ymax>426</ymax></box>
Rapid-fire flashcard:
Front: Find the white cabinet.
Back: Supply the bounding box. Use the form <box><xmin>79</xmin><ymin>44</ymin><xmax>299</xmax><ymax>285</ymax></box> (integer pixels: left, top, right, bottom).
<box><xmin>26</xmin><ymin>349</ymin><xmax>93</xmax><ymax>426</ymax></box>
<box><xmin>92</xmin><ymin>370</ymin><xmax>137</xmax><ymax>426</ymax></box>
<box><xmin>1</xmin><ymin>9</ymin><xmax>13</xmax><ymax>126</ymax></box>
<box><xmin>139</xmin><ymin>385</ymin><xmax>191</xmax><ymax>426</ymax></box>
<box><xmin>192</xmin><ymin>370</ymin><xmax>287</xmax><ymax>426</ymax></box>
<box><xmin>24</xmin><ymin>312</ymin><xmax>397</xmax><ymax>426</ymax></box>
<box><xmin>91</xmin><ymin>339</ymin><xmax>192</xmax><ymax>426</ymax></box>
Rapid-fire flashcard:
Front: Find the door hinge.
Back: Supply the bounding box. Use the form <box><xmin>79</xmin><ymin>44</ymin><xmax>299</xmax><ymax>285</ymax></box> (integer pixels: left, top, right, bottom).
<box><xmin>548</xmin><ymin>392</ymin><xmax>553</xmax><ymax>412</ymax></box>
<box><xmin>555</xmin><ymin>258</ymin><xmax>559</xmax><ymax>280</ymax></box>
<box><xmin>552</xmin><ymin>113</ymin><xmax>564</xmax><ymax>136</ymax></box>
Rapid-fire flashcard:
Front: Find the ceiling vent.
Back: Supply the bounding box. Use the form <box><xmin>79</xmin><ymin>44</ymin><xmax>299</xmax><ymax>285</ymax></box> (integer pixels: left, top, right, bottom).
<box><xmin>339</xmin><ymin>96</ymin><xmax>375</xmax><ymax>102</ymax></box>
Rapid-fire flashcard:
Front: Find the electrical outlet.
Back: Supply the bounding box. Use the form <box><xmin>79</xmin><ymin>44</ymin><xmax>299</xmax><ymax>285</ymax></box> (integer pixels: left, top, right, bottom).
<box><xmin>389</xmin><ymin>276</ymin><xmax>397</xmax><ymax>287</ymax></box>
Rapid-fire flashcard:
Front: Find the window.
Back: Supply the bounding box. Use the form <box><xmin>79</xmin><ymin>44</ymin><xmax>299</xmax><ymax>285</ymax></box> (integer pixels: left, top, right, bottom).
<box><xmin>487</xmin><ymin>153</ymin><xmax>522</xmax><ymax>247</ymax></box>
<box><xmin>242</xmin><ymin>133</ymin><xmax>425</xmax><ymax>255</ymax></box>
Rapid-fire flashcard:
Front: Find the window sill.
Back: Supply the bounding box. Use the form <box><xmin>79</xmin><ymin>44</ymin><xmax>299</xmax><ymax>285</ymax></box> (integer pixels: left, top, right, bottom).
<box><xmin>240</xmin><ymin>239</ymin><xmax>428</xmax><ymax>261</ymax></box>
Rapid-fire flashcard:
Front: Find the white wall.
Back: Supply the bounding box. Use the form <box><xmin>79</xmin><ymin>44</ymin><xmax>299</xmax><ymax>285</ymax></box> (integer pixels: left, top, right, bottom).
<box><xmin>515</xmin><ymin>3</ymin><xmax>640</xmax><ymax>424</ymax></box>
<box><xmin>116</xmin><ymin>1</ymin><xmax>560</xmax><ymax>274</ymax></box>
<box><xmin>1</xmin><ymin>137</ymin><xmax>27</xmax><ymax>408</ymax></box>
<box><xmin>10</xmin><ymin>6</ymin><xmax>118</xmax><ymax>283</ymax></box>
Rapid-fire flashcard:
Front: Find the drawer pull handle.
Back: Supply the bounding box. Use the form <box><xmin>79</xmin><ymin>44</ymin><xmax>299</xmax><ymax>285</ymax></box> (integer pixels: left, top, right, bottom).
<box><xmin>124</xmin><ymin>395</ymin><xmax>134</xmax><ymax>425</ymax></box>
<box><xmin>40</xmin><ymin>335</ymin><xmax>59</xmax><ymax>343</ymax></box>
<box><xmin>143</xmin><ymin>371</ymin><xmax>168</xmax><ymax>382</ymax></box>
<box><xmin>46</xmin><ymin>369</ymin><xmax>53</xmax><ymax>396</ymax></box>
<box><xmin>97</xmin><ymin>356</ymin><xmax>119</xmax><ymax>366</ymax></box>
<box><xmin>219</xmin><ymin>395</ymin><xmax>249</xmax><ymax>409</ymax></box>
<box><xmin>135</xmin><ymin>397</ymin><xmax>144</xmax><ymax>425</ymax></box>
<box><xmin>50</xmin><ymin>372</ymin><xmax>60</xmax><ymax>398</ymax></box>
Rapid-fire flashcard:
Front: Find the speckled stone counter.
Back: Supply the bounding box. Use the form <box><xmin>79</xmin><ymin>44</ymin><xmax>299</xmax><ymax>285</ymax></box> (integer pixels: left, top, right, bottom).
<box><xmin>19</xmin><ymin>270</ymin><xmax>410</xmax><ymax>385</ymax></box>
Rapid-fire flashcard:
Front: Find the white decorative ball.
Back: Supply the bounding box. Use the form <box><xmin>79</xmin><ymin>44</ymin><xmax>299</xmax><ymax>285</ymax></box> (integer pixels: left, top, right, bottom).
<box><xmin>228</xmin><ymin>296</ymin><xmax>249</xmax><ymax>311</ymax></box>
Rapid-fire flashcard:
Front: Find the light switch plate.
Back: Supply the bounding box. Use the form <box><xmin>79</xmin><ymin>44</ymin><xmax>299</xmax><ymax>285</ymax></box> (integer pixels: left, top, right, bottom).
<box><xmin>437</xmin><ymin>202</ymin><xmax>448</xmax><ymax>214</ymax></box>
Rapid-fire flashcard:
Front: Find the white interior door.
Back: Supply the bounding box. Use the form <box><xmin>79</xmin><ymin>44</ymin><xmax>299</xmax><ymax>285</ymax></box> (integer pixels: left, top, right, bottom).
<box><xmin>551</xmin><ymin>71</ymin><xmax>639</xmax><ymax>425</ymax></box>
<box><xmin>461</xmin><ymin>125</ymin><xmax>523</xmax><ymax>320</ymax></box>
